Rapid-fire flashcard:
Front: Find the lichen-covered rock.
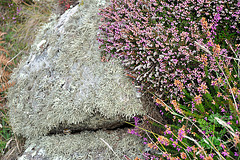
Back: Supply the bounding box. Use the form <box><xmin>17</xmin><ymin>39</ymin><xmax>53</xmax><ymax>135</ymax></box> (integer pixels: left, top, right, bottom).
<box><xmin>19</xmin><ymin>129</ymin><xmax>147</xmax><ymax>160</ymax></box>
<box><xmin>7</xmin><ymin>0</ymin><xmax>147</xmax><ymax>159</ymax></box>
<box><xmin>8</xmin><ymin>0</ymin><xmax>145</xmax><ymax>138</ymax></box>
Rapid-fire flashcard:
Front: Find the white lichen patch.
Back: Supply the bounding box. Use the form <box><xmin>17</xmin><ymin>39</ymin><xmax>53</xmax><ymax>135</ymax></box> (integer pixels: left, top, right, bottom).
<box><xmin>21</xmin><ymin>130</ymin><xmax>145</xmax><ymax>160</ymax></box>
<box><xmin>8</xmin><ymin>0</ymin><xmax>146</xmax><ymax>139</ymax></box>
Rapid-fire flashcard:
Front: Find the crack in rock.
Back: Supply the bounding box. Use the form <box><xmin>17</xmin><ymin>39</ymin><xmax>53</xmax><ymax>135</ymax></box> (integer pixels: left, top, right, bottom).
<box><xmin>47</xmin><ymin>120</ymin><xmax>135</xmax><ymax>136</ymax></box>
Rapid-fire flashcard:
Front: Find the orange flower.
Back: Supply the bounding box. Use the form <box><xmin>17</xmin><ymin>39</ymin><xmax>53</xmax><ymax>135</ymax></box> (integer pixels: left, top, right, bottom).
<box><xmin>211</xmin><ymin>80</ymin><xmax>218</xmax><ymax>86</ymax></box>
<box><xmin>171</xmin><ymin>100</ymin><xmax>183</xmax><ymax>113</ymax></box>
<box><xmin>212</xmin><ymin>100</ymin><xmax>216</xmax><ymax>105</ymax></box>
<box><xmin>155</xmin><ymin>98</ymin><xmax>162</xmax><ymax>104</ymax></box>
<box><xmin>206</xmin><ymin>31</ymin><xmax>211</xmax><ymax>37</ymax></box>
<box><xmin>156</xmin><ymin>98</ymin><xmax>169</xmax><ymax>111</ymax></box>
<box><xmin>223</xmin><ymin>95</ymin><xmax>229</xmax><ymax>100</ymax></box>
<box><xmin>200</xmin><ymin>83</ymin><xmax>208</xmax><ymax>90</ymax></box>
<box><xmin>204</xmin><ymin>156</ymin><xmax>213</xmax><ymax>160</ymax></box>
<box><xmin>217</xmin><ymin>92</ymin><xmax>222</xmax><ymax>97</ymax></box>
<box><xmin>200</xmin><ymin>17</ymin><xmax>208</xmax><ymax>30</ymax></box>
<box><xmin>217</xmin><ymin>77</ymin><xmax>223</xmax><ymax>83</ymax></box>
<box><xmin>229</xmin><ymin>87</ymin><xmax>237</xmax><ymax>95</ymax></box>
<box><xmin>213</xmin><ymin>44</ymin><xmax>221</xmax><ymax>54</ymax></box>
<box><xmin>174</xmin><ymin>79</ymin><xmax>184</xmax><ymax>91</ymax></box>
<box><xmin>198</xmin><ymin>82</ymin><xmax>209</xmax><ymax>94</ymax></box>
<box><xmin>172</xmin><ymin>100</ymin><xmax>179</xmax><ymax>109</ymax></box>
<box><xmin>180</xmin><ymin>152</ymin><xmax>187</xmax><ymax>159</ymax></box>
<box><xmin>158</xmin><ymin>136</ymin><xmax>170</xmax><ymax>146</ymax></box>
<box><xmin>233</xmin><ymin>134</ymin><xmax>239</xmax><ymax>146</ymax></box>
<box><xmin>194</xmin><ymin>95</ymin><xmax>202</xmax><ymax>105</ymax></box>
<box><xmin>192</xmin><ymin>145</ymin><xmax>197</xmax><ymax>153</ymax></box>
<box><xmin>147</xmin><ymin>143</ymin><xmax>158</xmax><ymax>150</ymax></box>
<box><xmin>200</xmin><ymin>54</ymin><xmax>208</xmax><ymax>66</ymax></box>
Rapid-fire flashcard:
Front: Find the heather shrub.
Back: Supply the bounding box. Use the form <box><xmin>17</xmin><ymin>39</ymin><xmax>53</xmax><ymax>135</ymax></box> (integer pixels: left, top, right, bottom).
<box><xmin>128</xmin><ymin>28</ymin><xmax>240</xmax><ymax>159</ymax></box>
<box><xmin>98</xmin><ymin>0</ymin><xmax>240</xmax><ymax>159</ymax></box>
<box><xmin>147</xmin><ymin>35</ymin><xmax>239</xmax><ymax>159</ymax></box>
<box><xmin>98</xmin><ymin>0</ymin><xmax>239</xmax><ymax>103</ymax></box>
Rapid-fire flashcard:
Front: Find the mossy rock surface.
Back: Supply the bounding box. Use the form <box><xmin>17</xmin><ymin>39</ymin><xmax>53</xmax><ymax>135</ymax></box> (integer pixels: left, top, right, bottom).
<box><xmin>7</xmin><ymin>0</ymin><xmax>147</xmax><ymax>159</ymax></box>
<box><xmin>19</xmin><ymin>129</ymin><xmax>146</xmax><ymax>160</ymax></box>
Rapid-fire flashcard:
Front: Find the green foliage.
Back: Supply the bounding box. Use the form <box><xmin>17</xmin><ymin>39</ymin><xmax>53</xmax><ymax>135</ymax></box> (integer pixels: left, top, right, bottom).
<box><xmin>0</xmin><ymin>112</ymin><xmax>13</xmax><ymax>155</ymax></box>
<box><xmin>197</xmin><ymin>115</ymin><xmax>228</xmax><ymax>150</ymax></box>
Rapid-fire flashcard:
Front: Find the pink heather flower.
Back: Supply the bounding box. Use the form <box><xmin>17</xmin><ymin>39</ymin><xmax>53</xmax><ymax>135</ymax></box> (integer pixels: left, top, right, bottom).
<box><xmin>128</xmin><ymin>129</ymin><xmax>135</xmax><ymax>134</ymax></box>
<box><xmin>220</xmin><ymin>143</ymin><xmax>225</xmax><ymax>149</ymax></box>
<box><xmin>209</xmin><ymin>153</ymin><xmax>214</xmax><ymax>158</ymax></box>
<box><xmin>237</xmin><ymin>2</ymin><xmax>240</xmax><ymax>7</ymax></box>
<box><xmin>172</xmin><ymin>142</ymin><xmax>177</xmax><ymax>147</ymax></box>
<box><xmin>17</xmin><ymin>7</ymin><xmax>21</xmax><ymax>14</ymax></box>
<box><xmin>177</xmin><ymin>147</ymin><xmax>180</xmax><ymax>152</ymax></box>
<box><xmin>199</xmin><ymin>154</ymin><xmax>204</xmax><ymax>159</ymax></box>
<box><xmin>178</xmin><ymin>129</ymin><xmax>186</xmax><ymax>141</ymax></box>
<box><xmin>216</xmin><ymin>5</ymin><xmax>224</xmax><ymax>12</ymax></box>
<box><xmin>207</xmin><ymin>40</ymin><xmax>214</xmax><ymax>47</ymax></box>
<box><xmin>187</xmin><ymin>129</ymin><xmax>191</xmax><ymax>134</ymax></box>
<box><xmin>222</xmin><ymin>150</ymin><xmax>229</xmax><ymax>157</ymax></box>
<box><xmin>186</xmin><ymin>146</ymin><xmax>192</xmax><ymax>152</ymax></box>
<box><xmin>234</xmin><ymin>152</ymin><xmax>239</xmax><ymax>156</ymax></box>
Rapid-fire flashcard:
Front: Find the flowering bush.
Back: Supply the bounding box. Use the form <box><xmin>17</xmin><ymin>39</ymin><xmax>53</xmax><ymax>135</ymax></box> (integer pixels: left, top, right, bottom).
<box><xmin>98</xmin><ymin>0</ymin><xmax>240</xmax><ymax>159</ymax></box>
<box><xmin>98</xmin><ymin>0</ymin><xmax>239</xmax><ymax>103</ymax></box>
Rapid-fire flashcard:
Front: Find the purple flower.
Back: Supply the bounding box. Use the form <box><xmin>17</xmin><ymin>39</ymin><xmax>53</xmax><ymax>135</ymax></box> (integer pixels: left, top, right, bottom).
<box><xmin>199</xmin><ymin>154</ymin><xmax>204</xmax><ymax>159</ymax></box>
<box><xmin>172</xmin><ymin>143</ymin><xmax>177</xmax><ymax>148</ymax></box>
<box><xmin>172</xmin><ymin>59</ymin><xmax>178</xmax><ymax>65</ymax></box>
<box><xmin>220</xmin><ymin>143</ymin><xmax>225</xmax><ymax>149</ymax></box>
<box><xmin>222</xmin><ymin>150</ymin><xmax>229</xmax><ymax>157</ymax></box>
<box><xmin>234</xmin><ymin>152</ymin><xmax>239</xmax><ymax>156</ymax></box>
<box><xmin>186</xmin><ymin>146</ymin><xmax>192</xmax><ymax>152</ymax></box>
<box><xmin>177</xmin><ymin>147</ymin><xmax>180</xmax><ymax>152</ymax></box>
<box><xmin>133</xmin><ymin>116</ymin><xmax>140</xmax><ymax>126</ymax></box>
